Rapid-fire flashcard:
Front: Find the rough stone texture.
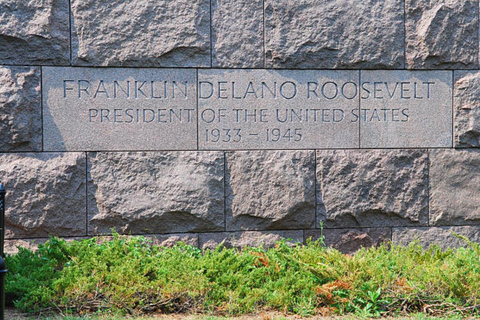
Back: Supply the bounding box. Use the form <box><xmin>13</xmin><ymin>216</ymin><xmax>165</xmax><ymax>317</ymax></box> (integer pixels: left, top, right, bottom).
<box><xmin>0</xmin><ymin>153</ymin><xmax>87</xmax><ymax>239</ymax></box>
<box><xmin>4</xmin><ymin>238</ymin><xmax>48</xmax><ymax>255</ymax></box>
<box><xmin>305</xmin><ymin>228</ymin><xmax>391</xmax><ymax>254</ymax></box>
<box><xmin>88</xmin><ymin>152</ymin><xmax>225</xmax><ymax>235</ymax></box>
<box><xmin>264</xmin><ymin>0</ymin><xmax>404</xmax><ymax>69</ymax></box>
<box><xmin>4</xmin><ymin>237</ymin><xmax>87</xmax><ymax>255</ymax></box>
<box><xmin>454</xmin><ymin>70</ymin><xmax>480</xmax><ymax>147</ymax></box>
<box><xmin>97</xmin><ymin>233</ymin><xmax>198</xmax><ymax>247</ymax></box>
<box><xmin>199</xmin><ymin>230</ymin><xmax>304</xmax><ymax>250</ymax></box>
<box><xmin>406</xmin><ymin>0</ymin><xmax>479</xmax><ymax>69</ymax></box>
<box><xmin>0</xmin><ymin>67</ymin><xmax>41</xmax><ymax>152</ymax></box>
<box><xmin>211</xmin><ymin>0</ymin><xmax>263</xmax><ymax>68</ymax></box>
<box><xmin>71</xmin><ymin>0</ymin><xmax>211</xmax><ymax>67</ymax></box>
<box><xmin>393</xmin><ymin>226</ymin><xmax>480</xmax><ymax>250</ymax></box>
<box><xmin>5</xmin><ymin>234</ymin><xmax>197</xmax><ymax>254</ymax></box>
<box><xmin>0</xmin><ymin>0</ymin><xmax>69</xmax><ymax>65</ymax></box>
<box><xmin>226</xmin><ymin>151</ymin><xmax>315</xmax><ymax>231</ymax></box>
<box><xmin>430</xmin><ymin>149</ymin><xmax>480</xmax><ymax>226</ymax></box>
<box><xmin>317</xmin><ymin>150</ymin><xmax>429</xmax><ymax>228</ymax></box>
<box><xmin>146</xmin><ymin>233</ymin><xmax>198</xmax><ymax>247</ymax></box>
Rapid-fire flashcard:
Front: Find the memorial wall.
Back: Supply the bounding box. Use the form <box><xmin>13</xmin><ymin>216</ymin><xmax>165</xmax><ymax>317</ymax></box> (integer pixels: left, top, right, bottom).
<box><xmin>1</xmin><ymin>0</ymin><xmax>480</xmax><ymax>253</ymax></box>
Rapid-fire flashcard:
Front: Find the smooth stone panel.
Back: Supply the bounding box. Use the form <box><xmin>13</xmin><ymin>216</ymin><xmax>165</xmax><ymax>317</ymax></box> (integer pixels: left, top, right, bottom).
<box><xmin>360</xmin><ymin>70</ymin><xmax>452</xmax><ymax>148</ymax></box>
<box><xmin>43</xmin><ymin>67</ymin><xmax>197</xmax><ymax>151</ymax></box>
<box><xmin>0</xmin><ymin>66</ymin><xmax>42</xmax><ymax>151</ymax></box>
<box><xmin>430</xmin><ymin>149</ymin><xmax>480</xmax><ymax>226</ymax></box>
<box><xmin>0</xmin><ymin>0</ymin><xmax>70</xmax><ymax>65</ymax></box>
<box><xmin>88</xmin><ymin>151</ymin><xmax>225</xmax><ymax>235</ymax></box>
<box><xmin>264</xmin><ymin>0</ymin><xmax>404</xmax><ymax>69</ymax></box>
<box><xmin>317</xmin><ymin>150</ymin><xmax>429</xmax><ymax>228</ymax></box>
<box><xmin>70</xmin><ymin>0</ymin><xmax>210</xmax><ymax>67</ymax></box>
<box><xmin>211</xmin><ymin>0</ymin><xmax>264</xmax><ymax>68</ymax></box>
<box><xmin>198</xmin><ymin>69</ymin><xmax>359</xmax><ymax>150</ymax></box>
<box><xmin>406</xmin><ymin>0</ymin><xmax>479</xmax><ymax>69</ymax></box>
<box><xmin>454</xmin><ymin>70</ymin><xmax>480</xmax><ymax>147</ymax></box>
<box><xmin>0</xmin><ymin>153</ymin><xmax>87</xmax><ymax>239</ymax></box>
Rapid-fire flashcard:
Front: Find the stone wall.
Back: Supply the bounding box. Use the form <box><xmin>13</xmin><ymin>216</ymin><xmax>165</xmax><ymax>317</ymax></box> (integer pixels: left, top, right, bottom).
<box><xmin>2</xmin><ymin>0</ymin><xmax>480</xmax><ymax>254</ymax></box>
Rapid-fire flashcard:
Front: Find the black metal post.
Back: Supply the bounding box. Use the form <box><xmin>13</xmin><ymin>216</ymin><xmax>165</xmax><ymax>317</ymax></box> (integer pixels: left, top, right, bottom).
<box><xmin>0</xmin><ymin>183</ymin><xmax>5</xmax><ymax>257</ymax></box>
<box><xmin>0</xmin><ymin>256</ymin><xmax>5</xmax><ymax>320</ymax></box>
<box><xmin>0</xmin><ymin>183</ymin><xmax>7</xmax><ymax>320</ymax></box>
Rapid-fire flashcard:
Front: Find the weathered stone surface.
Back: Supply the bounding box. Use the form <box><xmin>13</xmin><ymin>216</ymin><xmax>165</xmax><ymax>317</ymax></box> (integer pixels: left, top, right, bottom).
<box><xmin>4</xmin><ymin>233</ymin><xmax>198</xmax><ymax>254</ymax></box>
<box><xmin>198</xmin><ymin>69</ymin><xmax>359</xmax><ymax>150</ymax></box>
<box><xmin>430</xmin><ymin>149</ymin><xmax>480</xmax><ymax>226</ymax></box>
<box><xmin>406</xmin><ymin>0</ymin><xmax>479</xmax><ymax>69</ymax></box>
<box><xmin>0</xmin><ymin>67</ymin><xmax>41</xmax><ymax>151</ymax></box>
<box><xmin>88</xmin><ymin>152</ymin><xmax>224</xmax><ymax>235</ymax></box>
<box><xmin>0</xmin><ymin>0</ymin><xmax>70</xmax><ymax>65</ymax></box>
<box><xmin>0</xmin><ymin>153</ymin><xmax>87</xmax><ymax>238</ymax></box>
<box><xmin>454</xmin><ymin>71</ymin><xmax>480</xmax><ymax>147</ymax></box>
<box><xmin>393</xmin><ymin>226</ymin><xmax>480</xmax><ymax>249</ymax></box>
<box><xmin>317</xmin><ymin>150</ymin><xmax>429</xmax><ymax>227</ymax></box>
<box><xmin>211</xmin><ymin>0</ymin><xmax>263</xmax><ymax>68</ymax></box>
<box><xmin>4</xmin><ymin>238</ymin><xmax>47</xmax><ymax>255</ymax></box>
<box><xmin>71</xmin><ymin>0</ymin><xmax>210</xmax><ymax>67</ymax></box>
<box><xmin>147</xmin><ymin>234</ymin><xmax>198</xmax><ymax>247</ymax></box>
<box><xmin>360</xmin><ymin>70</ymin><xmax>453</xmax><ymax>148</ymax></box>
<box><xmin>305</xmin><ymin>228</ymin><xmax>391</xmax><ymax>254</ymax></box>
<box><xmin>264</xmin><ymin>0</ymin><xmax>404</xmax><ymax>69</ymax></box>
<box><xmin>226</xmin><ymin>151</ymin><xmax>315</xmax><ymax>231</ymax></box>
<box><xmin>4</xmin><ymin>237</ymin><xmax>86</xmax><ymax>255</ymax></box>
<box><xmin>199</xmin><ymin>230</ymin><xmax>304</xmax><ymax>250</ymax></box>
<box><xmin>43</xmin><ymin>67</ymin><xmax>197</xmax><ymax>151</ymax></box>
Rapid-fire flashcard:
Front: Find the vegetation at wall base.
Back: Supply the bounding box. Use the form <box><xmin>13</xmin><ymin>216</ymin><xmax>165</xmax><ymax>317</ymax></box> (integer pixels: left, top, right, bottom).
<box><xmin>5</xmin><ymin>233</ymin><xmax>480</xmax><ymax>318</ymax></box>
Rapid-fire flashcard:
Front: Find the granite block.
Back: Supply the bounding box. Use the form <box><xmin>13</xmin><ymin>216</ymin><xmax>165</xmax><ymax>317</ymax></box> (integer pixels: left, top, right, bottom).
<box><xmin>199</xmin><ymin>230</ymin><xmax>304</xmax><ymax>250</ymax></box>
<box><xmin>317</xmin><ymin>149</ymin><xmax>429</xmax><ymax>228</ymax></box>
<box><xmin>88</xmin><ymin>151</ymin><xmax>225</xmax><ymax>235</ymax></box>
<box><xmin>0</xmin><ymin>66</ymin><xmax>42</xmax><ymax>151</ymax></box>
<box><xmin>0</xmin><ymin>153</ymin><xmax>87</xmax><ymax>238</ymax></box>
<box><xmin>0</xmin><ymin>0</ymin><xmax>70</xmax><ymax>65</ymax></box>
<box><xmin>430</xmin><ymin>149</ymin><xmax>480</xmax><ymax>226</ymax></box>
<box><xmin>198</xmin><ymin>69</ymin><xmax>360</xmax><ymax>149</ymax></box>
<box><xmin>360</xmin><ymin>70</ymin><xmax>452</xmax><ymax>148</ymax></box>
<box><xmin>71</xmin><ymin>0</ymin><xmax>210</xmax><ymax>67</ymax></box>
<box><xmin>264</xmin><ymin>0</ymin><xmax>404</xmax><ymax>69</ymax></box>
<box><xmin>305</xmin><ymin>228</ymin><xmax>391</xmax><ymax>254</ymax></box>
<box><xmin>454</xmin><ymin>70</ymin><xmax>480</xmax><ymax>147</ymax></box>
<box><xmin>211</xmin><ymin>0</ymin><xmax>264</xmax><ymax>68</ymax></box>
<box><xmin>393</xmin><ymin>226</ymin><xmax>480</xmax><ymax>249</ymax></box>
<box><xmin>406</xmin><ymin>0</ymin><xmax>479</xmax><ymax>69</ymax></box>
<box><xmin>226</xmin><ymin>150</ymin><xmax>315</xmax><ymax>231</ymax></box>
<box><xmin>43</xmin><ymin>67</ymin><xmax>197</xmax><ymax>151</ymax></box>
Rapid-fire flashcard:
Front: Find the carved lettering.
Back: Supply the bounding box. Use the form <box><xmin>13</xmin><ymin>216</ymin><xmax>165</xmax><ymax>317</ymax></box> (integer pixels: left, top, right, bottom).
<box><xmin>88</xmin><ymin>108</ymin><xmax>194</xmax><ymax>124</ymax></box>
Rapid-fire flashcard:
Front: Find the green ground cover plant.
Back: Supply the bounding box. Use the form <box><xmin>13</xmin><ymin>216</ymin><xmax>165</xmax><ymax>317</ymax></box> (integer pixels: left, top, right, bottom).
<box><xmin>4</xmin><ymin>233</ymin><xmax>480</xmax><ymax>318</ymax></box>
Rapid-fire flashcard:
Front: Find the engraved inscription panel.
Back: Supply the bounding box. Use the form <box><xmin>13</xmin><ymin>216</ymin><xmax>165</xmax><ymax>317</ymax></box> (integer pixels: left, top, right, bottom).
<box><xmin>360</xmin><ymin>71</ymin><xmax>452</xmax><ymax>148</ymax></box>
<box><xmin>43</xmin><ymin>67</ymin><xmax>197</xmax><ymax>151</ymax></box>
<box><xmin>42</xmin><ymin>68</ymin><xmax>453</xmax><ymax>151</ymax></box>
<box><xmin>198</xmin><ymin>69</ymin><xmax>359</xmax><ymax>150</ymax></box>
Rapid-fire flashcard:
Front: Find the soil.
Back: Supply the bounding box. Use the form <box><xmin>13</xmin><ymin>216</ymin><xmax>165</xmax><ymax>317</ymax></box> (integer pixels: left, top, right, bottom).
<box><xmin>3</xmin><ymin>308</ymin><xmax>337</xmax><ymax>319</ymax></box>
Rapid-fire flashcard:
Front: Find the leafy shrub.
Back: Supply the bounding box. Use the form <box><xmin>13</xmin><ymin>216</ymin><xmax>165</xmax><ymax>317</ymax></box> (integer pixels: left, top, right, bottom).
<box><xmin>4</xmin><ymin>233</ymin><xmax>480</xmax><ymax>317</ymax></box>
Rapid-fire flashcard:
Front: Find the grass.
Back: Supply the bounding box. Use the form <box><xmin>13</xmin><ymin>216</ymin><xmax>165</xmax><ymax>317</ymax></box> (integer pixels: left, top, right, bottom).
<box><xmin>4</xmin><ymin>232</ymin><xmax>480</xmax><ymax>318</ymax></box>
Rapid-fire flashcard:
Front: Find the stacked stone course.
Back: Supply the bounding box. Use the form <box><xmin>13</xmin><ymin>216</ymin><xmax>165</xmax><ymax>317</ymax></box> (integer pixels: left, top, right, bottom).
<box><xmin>1</xmin><ymin>0</ymin><xmax>480</xmax><ymax>254</ymax></box>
